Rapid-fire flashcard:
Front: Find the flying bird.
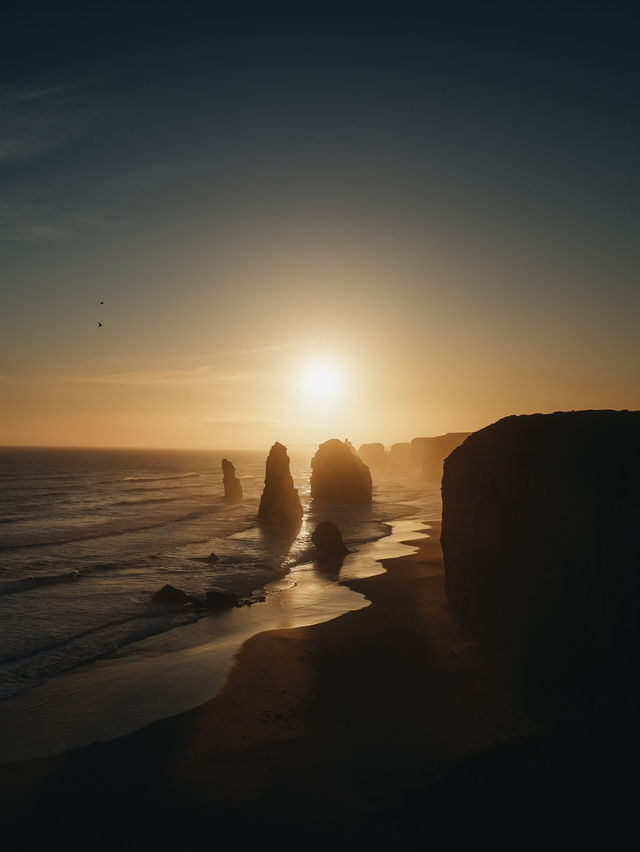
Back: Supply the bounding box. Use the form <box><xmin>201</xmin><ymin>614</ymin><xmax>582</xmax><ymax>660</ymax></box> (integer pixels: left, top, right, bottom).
<box><xmin>98</xmin><ymin>322</ymin><xmax>103</xmax><ymax>327</ymax></box>
<box><xmin>99</xmin><ymin>301</ymin><xmax>104</xmax><ymax>304</ymax></box>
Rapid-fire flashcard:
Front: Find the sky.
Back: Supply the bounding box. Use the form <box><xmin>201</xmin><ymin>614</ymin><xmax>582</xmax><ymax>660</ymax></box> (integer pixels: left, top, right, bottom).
<box><xmin>1</xmin><ymin>1</ymin><xmax>639</xmax><ymax>449</ymax></box>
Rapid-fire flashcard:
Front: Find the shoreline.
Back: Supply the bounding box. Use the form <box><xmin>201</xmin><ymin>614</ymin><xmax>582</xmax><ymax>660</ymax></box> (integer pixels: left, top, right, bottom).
<box><xmin>1</xmin><ymin>517</ymin><xmax>552</xmax><ymax>846</ymax></box>
<box><xmin>0</xmin><ymin>515</ymin><xmax>430</xmax><ymax>763</ymax></box>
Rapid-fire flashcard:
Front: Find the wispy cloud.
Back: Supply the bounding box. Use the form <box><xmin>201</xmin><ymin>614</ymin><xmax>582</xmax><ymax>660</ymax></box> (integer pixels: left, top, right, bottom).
<box><xmin>0</xmin><ymin>78</ymin><xmax>96</xmax><ymax>164</ymax></box>
<box><xmin>0</xmin><ymin>79</ymin><xmax>105</xmax><ymax>242</ymax></box>
<box><xmin>0</xmin><ymin>201</ymin><xmax>102</xmax><ymax>242</ymax></box>
<box><xmin>55</xmin><ymin>367</ymin><xmax>263</xmax><ymax>387</ymax></box>
<box><xmin>215</xmin><ymin>339</ymin><xmax>311</xmax><ymax>357</ymax></box>
<box><xmin>0</xmin><ymin>82</ymin><xmax>87</xmax><ymax>107</ymax></box>
<box><xmin>192</xmin><ymin>418</ymin><xmax>283</xmax><ymax>427</ymax></box>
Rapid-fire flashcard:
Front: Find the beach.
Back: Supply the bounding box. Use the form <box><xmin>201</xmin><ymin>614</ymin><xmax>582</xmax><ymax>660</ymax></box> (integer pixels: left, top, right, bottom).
<box><xmin>1</xmin><ymin>519</ymin><xmax>562</xmax><ymax>848</ymax></box>
<box><xmin>3</xmin><ymin>512</ymin><xmax>638</xmax><ymax>849</ymax></box>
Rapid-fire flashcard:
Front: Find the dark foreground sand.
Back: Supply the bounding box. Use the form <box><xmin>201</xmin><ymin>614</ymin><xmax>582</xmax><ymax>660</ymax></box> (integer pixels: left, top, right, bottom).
<box><xmin>2</xmin><ymin>522</ymin><xmax>635</xmax><ymax>849</ymax></box>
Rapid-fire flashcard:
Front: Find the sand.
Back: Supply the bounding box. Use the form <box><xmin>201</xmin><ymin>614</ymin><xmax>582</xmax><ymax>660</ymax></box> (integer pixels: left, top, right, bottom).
<box><xmin>1</xmin><ymin>522</ymin><xmax>631</xmax><ymax>849</ymax></box>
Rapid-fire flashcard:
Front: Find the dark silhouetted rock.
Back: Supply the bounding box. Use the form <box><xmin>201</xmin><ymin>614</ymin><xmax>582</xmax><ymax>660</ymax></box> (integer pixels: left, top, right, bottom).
<box><xmin>312</xmin><ymin>521</ymin><xmax>350</xmax><ymax>559</ymax></box>
<box><xmin>205</xmin><ymin>587</ymin><xmax>238</xmax><ymax>610</ymax></box>
<box><xmin>258</xmin><ymin>442</ymin><xmax>303</xmax><ymax>526</ymax></box>
<box><xmin>222</xmin><ymin>458</ymin><xmax>243</xmax><ymax>502</ymax></box>
<box><xmin>358</xmin><ymin>443</ymin><xmax>388</xmax><ymax>469</ymax></box>
<box><xmin>441</xmin><ymin>410</ymin><xmax>640</xmax><ymax>712</ymax></box>
<box><xmin>311</xmin><ymin>439</ymin><xmax>372</xmax><ymax>503</ymax></box>
<box><xmin>152</xmin><ymin>584</ymin><xmax>191</xmax><ymax>604</ymax></box>
<box><xmin>389</xmin><ymin>442</ymin><xmax>410</xmax><ymax>470</ymax></box>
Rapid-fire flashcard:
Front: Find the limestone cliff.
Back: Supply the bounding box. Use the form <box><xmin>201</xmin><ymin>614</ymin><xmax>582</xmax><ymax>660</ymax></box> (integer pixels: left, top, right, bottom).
<box><xmin>358</xmin><ymin>443</ymin><xmax>388</xmax><ymax>469</ymax></box>
<box><xmin>419</xmin><ymin>432</ymin><xmax>471</xmax><ymax>481</ymax></box>
<box><xmin>441</xmin><ymin>410</ymin><xmax>640</xmax><ymax>706</ymax></box>
<box><xmin>389</xmin><ymin>442</ymin><xmax>410</xmax><ymax>469</ymax></box>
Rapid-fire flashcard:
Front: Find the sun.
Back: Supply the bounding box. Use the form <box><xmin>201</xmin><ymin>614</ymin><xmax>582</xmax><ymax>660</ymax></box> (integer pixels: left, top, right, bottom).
<box><xmin>298</xmin><ymin>362</ymin><xmax>344</xmax><ymax>403</ymax></box>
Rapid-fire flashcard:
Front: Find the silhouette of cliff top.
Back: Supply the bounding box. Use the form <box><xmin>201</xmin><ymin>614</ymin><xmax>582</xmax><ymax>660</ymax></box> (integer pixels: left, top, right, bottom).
<box><xmin>445</xmin><ymin>409</ymin><xmax>640</xmax><ymax>476</ymax></box>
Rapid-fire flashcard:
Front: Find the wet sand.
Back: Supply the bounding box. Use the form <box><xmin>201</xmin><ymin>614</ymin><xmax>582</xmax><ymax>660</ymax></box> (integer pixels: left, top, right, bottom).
<box><xmin>0</xmin><ymin>519</ymin><xmax>426</xmax><ymax>762</ymax></box>
<box><xmin>1</xmin><ymin>521</ymin><xmax>632</xmax><ymax>848</ymax></box>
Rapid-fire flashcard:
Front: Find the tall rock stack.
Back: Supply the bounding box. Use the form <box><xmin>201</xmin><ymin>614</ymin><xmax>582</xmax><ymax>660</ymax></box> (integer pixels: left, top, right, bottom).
<box><xmin>441</xmin><ymin>410</ymin><xmax>640</xmax><ymax>711</ymax></box>
<box><xmin>311</xmin><ymin>439</ymin><xmax>372</xmax><ymax>503</ymax></box>
<box><xmin>258</xmin><ymin>442</ymin><xmax>303</xmax><ymax>525</ymax></box>
<box><xmin>221</xmin><ymin>458</ymin><xmax>243</xmax><ymax>502</ymax></box>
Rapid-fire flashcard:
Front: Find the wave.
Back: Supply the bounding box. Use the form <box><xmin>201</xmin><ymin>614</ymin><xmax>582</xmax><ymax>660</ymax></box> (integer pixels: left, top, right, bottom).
<box><xmin>0</xmin><ymin>608</ymin><xmax>200</xmax><ymax>682</ymax></box>
<box><xmin>0</xmin><ymin>507</ymin><xmax>219</xmax><ymax>552</ymax></box>
<box><xmin>0</xmin><ymin>569</ymin><xmax>86</xmax><ymax>596</ymax></box>
<box><xmin>111</xmin><ymin>496</ymin><xmax>177</xmax><ymax>507</ymax></box>
<box><xmin>123</xmin><ymin>482</ymin><xmax>207</xmax><ymax>494</ymax></box>
<box><xmin>122</xmin><ymin>472</ymin><xmax>202</xmax><ymax>483</ymax></box>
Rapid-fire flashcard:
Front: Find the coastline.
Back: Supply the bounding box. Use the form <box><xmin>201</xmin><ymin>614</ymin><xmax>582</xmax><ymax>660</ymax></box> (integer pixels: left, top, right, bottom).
<box><xmin>1</xmin><ymin>518</ymin><xmax>550</xmax><ymax>847</ymax></box>
<box><xmin>0</xmin><ymin>515</ymin><xmax>430</xmax><ymax>763</ymax></box>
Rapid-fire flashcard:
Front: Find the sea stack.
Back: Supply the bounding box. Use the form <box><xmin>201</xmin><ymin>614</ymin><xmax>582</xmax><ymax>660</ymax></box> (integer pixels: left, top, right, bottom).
<box><xmin>258</xmin><ymin>442</ymin><xmax>303</xmax><ymax>525</ymax></box>
<box><xmin>221</xmin><ymin>458</ymin><xmax>243</xmax><ymax>502</ymax></box>
<box><xmin>311</xmin><ymin>439</ymin><xmax>372</xmax><ymax>503</ymax></box>
<box><xmin>441</xmin><ymin>410</ymin><xmax>640</xmax><ymax>706</ymax></box>
<box><xmin>312</xmin><ymin>521</ymin><xmax>350</xmax><ymax>559</ymax></box>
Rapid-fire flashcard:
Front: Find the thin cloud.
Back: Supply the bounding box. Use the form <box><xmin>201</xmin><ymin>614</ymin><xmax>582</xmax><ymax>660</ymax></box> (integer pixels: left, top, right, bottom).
<box><xmin>0</xmin><ymin>82</ymin><xmax>87</xmax><ymax>106</ymax></box>
<box><xmin>207</xmin><ymin>339</ymin><xmax>314</xmax><ymax>357</ymax></box>
<box><xmin>0</xmin><ymin>78</ymin><xmax>97</xmax><ymax>163</ymax></box>
<box><xmin>0</xmin><ymin>202</ymin><xmax>102</xmax><ymax>242</ymax></box>
<box><xmin>55</xmin><ymin>367</ymin><xmax>263</xmax><ymax>386</ymax></box>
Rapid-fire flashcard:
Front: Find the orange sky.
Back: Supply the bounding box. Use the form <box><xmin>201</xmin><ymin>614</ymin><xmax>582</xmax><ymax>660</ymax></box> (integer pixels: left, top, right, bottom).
<box><xmin>2</xmin><ymin>7</ymin><xmax>639</xmax><ymax>449</ymax></box>
<box><xmin>3</xmin><ymin>230</ymin><xmax>638</xmax><ymax>449</ymax></box>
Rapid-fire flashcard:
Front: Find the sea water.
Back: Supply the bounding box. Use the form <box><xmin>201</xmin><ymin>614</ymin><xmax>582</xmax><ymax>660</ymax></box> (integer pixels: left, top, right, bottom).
<box><xmin>0</xmin><ymin>446</ymin><xmax>440</xmax><ymax>712</ymax></box>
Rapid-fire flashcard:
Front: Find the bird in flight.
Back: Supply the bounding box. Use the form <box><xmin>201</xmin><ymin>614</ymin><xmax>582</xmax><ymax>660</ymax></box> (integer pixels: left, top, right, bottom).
<box><xmin>98</xmin><ymin>322</ymin><xmax>103</xmax><ymax>328</ymax></box>
<box><xmin>99</xmin><ymin>300</ymin><xmax>104</xmax><ymax>304</ymax></box>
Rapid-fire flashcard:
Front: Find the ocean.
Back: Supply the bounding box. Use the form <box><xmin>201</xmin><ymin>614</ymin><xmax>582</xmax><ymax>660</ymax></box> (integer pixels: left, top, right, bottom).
<box><xmin>0</xmin><ymin>446</ymin><xmax>440</xmax><ymax>716</ymax></box>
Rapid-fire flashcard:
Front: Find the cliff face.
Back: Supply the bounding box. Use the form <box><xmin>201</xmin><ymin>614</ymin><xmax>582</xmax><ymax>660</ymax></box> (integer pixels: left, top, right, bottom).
<box><xmin>420</xmin><ymin>432</ymin><xmax>471</xmax><ymax>481</ymax></box>
<box><xmin>221</xmin><ymin>458</ymin><xmax>243</xmax><ymax>502</ymax></box>
<box><xmin>358</xmin><ymin>443</ymin><xmax>388</xmax><ymax>469</ymax></box>
<box><xmin>389</xmin><ymin>434</ymin><xmax>470</xmax><ymax>476</ymax></box>
<box><xmin>389</xmin><ymin>442</ymin><xmax>410</xmax><ymax>469</ymax></box>
<box><xmin>441</xmin><ymin>410</ymin><xmax>640</xmax><ymax>702</ymax></box>
<box><xmin>311</xmin><ymin>439</ymin><xmax>372</xmax><ymax>503</ymax></box>
<box><xmin>258</xmin><ymin>442</ymin><xmax>303</xmax><ymax>526</ymax></box>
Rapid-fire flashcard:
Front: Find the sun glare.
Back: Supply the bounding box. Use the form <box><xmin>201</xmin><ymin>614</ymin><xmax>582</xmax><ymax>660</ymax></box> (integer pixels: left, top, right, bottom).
<box><xmin>298</xmin><ymin>362</ymin><xmax>344</xmax><ymax>403</ymax></box>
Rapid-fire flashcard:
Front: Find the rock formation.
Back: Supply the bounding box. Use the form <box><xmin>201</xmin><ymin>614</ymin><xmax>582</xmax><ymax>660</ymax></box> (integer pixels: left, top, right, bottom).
<box><xmin>312</xmin><ymin>521</ymin><xmax>350</xmax><ymax>559</ymax></box>
<box><xmin>441</xmin><ymin>410</ymin><xmax>640</xmax><ymax>709</ymax></box>
<box><xmin>310</xmin><ymin>439</ymin><xmax>372</xmax><ymax>503</ymax></box>
<box><xmin>152</xmin><ymin>584</ymin><xmax>192</xmax><ymax>604</ymax></box>
<box><xmin>358</xmin><ymin>442</ymin><xmax>388</xmax><ymax>469</ymax></box>
<box><xmin>418</xmin><ymin>432</ymin><xmax>471</xmax><ymax>481</ymax></box>
<box><xmin>205</xmin><ymin>587</ymin><xmax>238</xmax><ymax>610</ymax></box>
<box><xmin>222</xmin><ymin>458</ymin><xmax>243</xmax><ymax>502</ymax></box>
<box><xmin>258</xmin><ymin>442</ymin><xmax>303</xmax><ymax>525</ymax></box>
<box><xmin>389</xmin><ymin>442</ymin><xmax>410</xmax><ymax>469</ymax></box>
